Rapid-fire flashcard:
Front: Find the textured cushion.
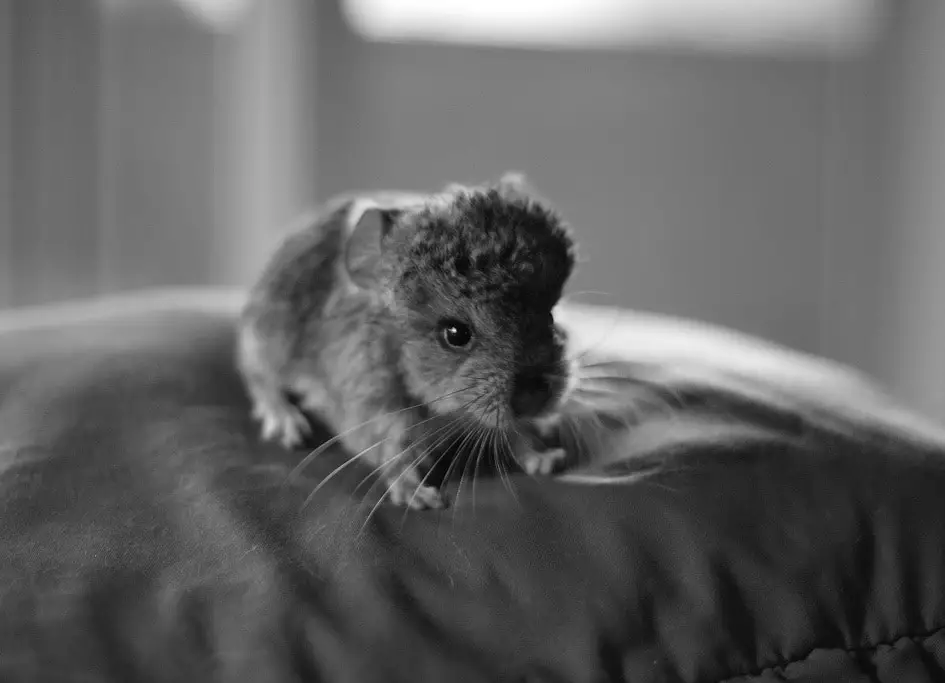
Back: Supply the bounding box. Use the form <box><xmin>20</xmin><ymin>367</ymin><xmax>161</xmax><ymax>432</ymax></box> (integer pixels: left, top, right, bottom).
<box><xmin>1</xmin><ymin>289</ymin><xmax>945</xmax><ymax>683</ymax></box>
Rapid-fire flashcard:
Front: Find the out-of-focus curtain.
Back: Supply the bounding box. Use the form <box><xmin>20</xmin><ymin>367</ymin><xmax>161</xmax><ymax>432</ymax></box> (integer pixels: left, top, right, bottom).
<box><xmin>0</xmin><ymin>0</ymin><xmax>318</xmax><ymax>309</ymax></box>
<box><xmin>1</xmin><ymin>0</ymin><xmax>102</xmax><ymax>308</ymax></box>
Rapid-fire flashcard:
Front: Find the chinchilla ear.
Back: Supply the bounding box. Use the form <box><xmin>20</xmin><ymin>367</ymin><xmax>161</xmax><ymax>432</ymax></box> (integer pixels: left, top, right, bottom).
<box><xmin>343</xmin><ymin>198</ymin><xmax>402</xmax><ymax>289</ymax></box>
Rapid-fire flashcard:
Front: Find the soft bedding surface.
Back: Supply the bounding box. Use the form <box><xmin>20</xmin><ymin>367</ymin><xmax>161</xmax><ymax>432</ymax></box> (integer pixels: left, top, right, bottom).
<box><xmin>2</xmin><ymin>289</ymin><xmax>945</xmax><ymax>683</ymax></box>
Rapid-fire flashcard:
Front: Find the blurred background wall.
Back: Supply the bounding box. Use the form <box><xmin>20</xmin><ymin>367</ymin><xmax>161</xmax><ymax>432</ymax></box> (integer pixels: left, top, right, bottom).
<box><xmin>1</xmin><ymin>0</ymin><xmax>944</xmax><ymax>419</ymax></box>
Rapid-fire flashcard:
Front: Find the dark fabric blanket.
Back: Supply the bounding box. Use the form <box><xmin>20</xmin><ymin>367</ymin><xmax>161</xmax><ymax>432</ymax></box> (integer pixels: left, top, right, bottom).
<box><xmin>2</xmin><ymin>289</ymin><xmax>945</xmax><ymax>683</ymax></box>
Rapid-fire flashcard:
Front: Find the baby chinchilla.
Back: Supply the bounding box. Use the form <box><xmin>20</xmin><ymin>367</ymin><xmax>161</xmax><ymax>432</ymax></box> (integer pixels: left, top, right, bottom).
<box><xmin>236</xmin><ymin>173</ymin><xmax>577</xmax><ymax>509</ymax></box>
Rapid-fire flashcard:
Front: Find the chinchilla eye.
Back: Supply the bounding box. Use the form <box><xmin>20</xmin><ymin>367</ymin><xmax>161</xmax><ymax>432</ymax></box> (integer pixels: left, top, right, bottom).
<box><xmin>438</xmin><ymin>319</ymin><xmax>473</xmax><ymax>349</ymax></box>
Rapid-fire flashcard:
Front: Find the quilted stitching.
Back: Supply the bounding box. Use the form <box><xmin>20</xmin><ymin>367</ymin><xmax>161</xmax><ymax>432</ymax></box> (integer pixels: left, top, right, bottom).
<box><xmin>718</xmin><ymin>626</ymin><xmax>945</xmax><ymax>682</ymax></box>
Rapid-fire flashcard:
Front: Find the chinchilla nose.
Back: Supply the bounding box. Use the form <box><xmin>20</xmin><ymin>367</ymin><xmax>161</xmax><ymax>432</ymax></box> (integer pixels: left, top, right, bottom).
<box><xmin>510</xmin><ymin>371</ymin><xmax>555</xmax><ymax>418</ymax></box>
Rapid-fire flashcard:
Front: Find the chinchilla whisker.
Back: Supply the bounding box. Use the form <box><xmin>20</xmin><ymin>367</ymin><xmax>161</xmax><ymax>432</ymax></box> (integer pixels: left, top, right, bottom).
<box><xmin>404</xmin><ymin>420</ymin><xmax>465</xmax><ymax>496</ymax></box>
<box><xmin>285</xmin><ymin>386</ymin><xmax>472</xmax><ymax>486</ymax></box>
<box><xmin>479</xmin><ymin>427</ymin><xmax>496</xmax><ymax>497</ymax></box>
<box><xmin>561</xmin><ymin>289</ymin><xmax>615</xmax><ymax>303</ymax></box>
<box><xmin>286</xmin><ymin>386</ymin><xmax>474</xmax><ymax>486</ymax></box>
<box><xmin>403</xmin><ymin>392</ymin><xmax>490</xmax><ymax>528</ymax></box>
<box><xmin>348</xmin><ymin>440</ymin><xmax>412</xmax><ymax>502</ymax></box>
<box><xmin>351</xmin><ymin>391</ymin><xmax>485</xmax><ymax>520</ymax></box>
<box><xmin>357</xmin><ymin>454</ymin><xmax>428</xmax><ymax>538</ymax></box>
<box><xmin>302</xmin><ymin>392</ymin><xmax>482</xmax><ymax>515</ymax></box>
<box><xmin>494</xmin><ymin>430</ymin><xmax>519</xmax><ymax>502</ymax></box>
<box><xmin>436</xmin><ymin>418</ymin><xmax>483</xmax><ymax>511</ymax></box>
<box><xmin>349</xmin><ymin>398</ymin><xmax>477</xmax><ymax>502</ymax></box>
<box><xmin>451</xmin><ymin>424</ymin><xmax>486</xmax><ymax>525</ymax></box>
<box><xmin>462</xmin><ymin>428</ymin><xmax>486</xmax><ymax>518</ymax></box>
<box><xmin>476</xmin><ymin>427</ymin><xmax>501</xmax><ymax>511</ymax></box>
<box><xmin>357</xmin><ymin>440</ymin><xmax>441</xmax><ymax>539</ymax></box>
<box><xmin>397</xmin><ymin>422</ymin><xmax>468</xmax><ymax>530</ymax></box>
<box><xmin>573</xmin><ymin>373</ymin><xmax>645</xmax><ymax>386</ymax></box>
<box><xmin>576</xmin><ymin>358</ymin><xmax>642</xmax><ymax>372</ymax></box>
<box><xmin>471</xmin><ymin>427</ymin><xmax>489</xmax><ymax>515</ymax></box>
<box><xmin>394</xmin><ymin>416</ymin><xmax>471</xmax><ymax>506</ymax></box>
<box><xmin>447</xmin><ymin>430</ymin><xmax>475</xmax><ymax>520</ymax></box>
<box><xmin>567</xmin><ymin>309</ymin><xmax>624</xmax><ymax>365</ymax></box>
<box><xmin>443</xmin><ymin>418</ymin><xmax>482</xmax><ymax>484</ymax></box>
<box><xmin>299</xmin><ymin>434</ymin><xmax>392</xmax><ymax>512</ymax></box>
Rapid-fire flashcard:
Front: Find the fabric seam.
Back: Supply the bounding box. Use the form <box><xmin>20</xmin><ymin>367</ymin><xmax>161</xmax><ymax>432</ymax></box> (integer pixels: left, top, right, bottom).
<box><xmin>715</xmin><ymin>623</ymin><xmax>945</xmax><ymax>682</ymax></box>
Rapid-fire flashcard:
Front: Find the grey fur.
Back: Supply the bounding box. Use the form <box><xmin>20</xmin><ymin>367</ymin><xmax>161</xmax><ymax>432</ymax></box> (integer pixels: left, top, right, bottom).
<box><xmin>236</xmin><ymin>175</ymin><xmax>576</xmax><ymax>509</ymax></box>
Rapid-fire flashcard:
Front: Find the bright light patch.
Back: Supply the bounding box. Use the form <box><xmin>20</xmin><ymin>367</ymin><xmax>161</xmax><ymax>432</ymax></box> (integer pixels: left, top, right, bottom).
<box><xmin>342</xmin><ymin>0</ymin><xmax>885</xmax><ymax>56</ymax></box>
